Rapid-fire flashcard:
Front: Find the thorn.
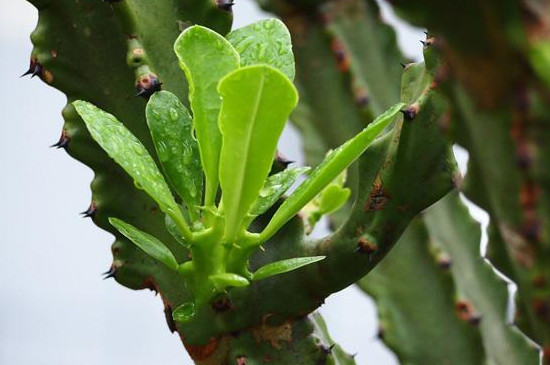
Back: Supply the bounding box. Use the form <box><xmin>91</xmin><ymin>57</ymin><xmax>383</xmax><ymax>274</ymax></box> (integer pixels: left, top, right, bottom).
<box><xmin>275</xmin><ymin>152</ymin><xmax>294</xmax><ymax>168</ymax></box>
<box><xmin>356</xmin><ymin>237</ymin><xmax>377</xmax><ymax>262</ymax></box>
<box><xmin>21</xmin><ymin>58</ymin><xmax>43</xmax><ymax>78</ymax></box>
<box><xmin>135</xmin><ymin>74</ymin><xmax>161</xmax><ymax>99</ymax></box>
<box><xmin>400</xmin><ymin>62</ymin><xmax>408</xmax><ymax>69</ymax></box>
<box><xmin>377</xmin><ymin>326</ymin><xmax>385</xmax><ymax>339</ymax></box>
<box><xmin>400</xmin><ymin>104</ymin><xmax>419</xmax><ymax>121</ymax></box>
<box><xmin>80</xmin><ymin>202</ymin><xmax>97</xmax><ymax>218</ymax></box>
<box><xmin>469</xmin><ymin>314</ymin><xmax>482</xmax><ymax>326</ymax></box>
<box><xmin>216</xmin><ymin>0</ymin><xmax>234</xmax><ymax>11</ymax></box>
<box><xmin>50</xmin><ymin>130</ymin><xmax>70</xmax><ymax>149</ymax></box>
<box><xmin>102</xmin><ymin>266</ymin><xmax>117</xmax><ymax>279</ymax></box>
<box><xmin>320</xmin><ymin>344</ymin><xmax>335</xmax><ymax>355</ymax></box>
<box><xmin>437</xmin><ymin>256</ymin><xmax>452</xmax><ymax>270</ymax></box>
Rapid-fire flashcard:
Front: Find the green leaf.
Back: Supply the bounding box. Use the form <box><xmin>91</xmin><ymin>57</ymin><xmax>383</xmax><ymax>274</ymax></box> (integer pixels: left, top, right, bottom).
<box><xmin>249</xmin><ymin>166</ymin><xmax>310</xmax><ymax>217</ymax></box>
<box><xmin>109</xmin><ymin>218</ymin><xmax>178</xmax><ymax>271</ymax></box>
<box><xmin>318</xmin><ymin>184</ymin><xmax>351</xmax><ymax>215</ymax></box>
<box><xmin>165</xmin><ymin>215</ymin><xmax>190</xmax><ymax>248</ymax></box>
<box><xmin>302</xmin><ymin>169</ymin><xmax>351</xmax><ymax>234</ymax></box>
<box><xmin>73</xmin><ymin>100</ymin><xmax>191</xmax><ymax>240</ymax></box>
<box><xmin>146</xmin><ymin>91</ymin><xmax>203</xmax><ymax>213</ymax></box>
<box><xmin>172</xmin><ymin>302</ymin><xmax>196</xmax><ymax>322</ymax></box>
<box><xmin>209</xmin><ymin>273</ymin><xmax>250</xmax><ymax>291</ymax></box>
<box><xmin>227</xmin><ymin>18</ymin><xmax>295</xmax><ymax>81</ymax></box>
<box><xmin>252</xmin><ymin>256</ymin><xmax>326</xmax><ymax>281</ymax></box>
<box><xmin>174</xmin><ymin>25</ymin><xmax>240</xmax><ymax>207</ymax></box>
<box><xmin>218</xmin><ymin>65</ymin><xmax>298</xmax><ymax>242</ymax></box>
<box><xmin>260</xmin><ymin>102</ymin><xmax>405</xmax><ymax>242</ymax></box>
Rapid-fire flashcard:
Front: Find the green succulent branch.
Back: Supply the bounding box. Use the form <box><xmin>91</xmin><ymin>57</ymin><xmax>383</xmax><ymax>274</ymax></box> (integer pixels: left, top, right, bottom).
<box><xmin>26</xmin><ymin>0</ymin><xmax>543</xmax><ymax>363</ymax></box>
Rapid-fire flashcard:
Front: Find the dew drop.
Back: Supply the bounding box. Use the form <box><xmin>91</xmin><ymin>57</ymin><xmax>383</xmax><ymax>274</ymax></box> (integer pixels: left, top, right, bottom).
<box><xmin>157</xmin><ymin>141</ymin><xmax>169</xmax><ymax>161</ymax></box>
<box><xmin>169</xmin><ymin>108</ymin><xmax>178</xmax><ymax>121</ymax></box>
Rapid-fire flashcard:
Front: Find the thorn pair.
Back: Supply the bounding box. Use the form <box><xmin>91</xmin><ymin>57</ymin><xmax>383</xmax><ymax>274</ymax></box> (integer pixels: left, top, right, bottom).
<box><xmin>80</xmin><ymin>202</ymin><xmax>97</xmax><ymax>218</ymax></box>
<box><xmin>50</xmin><ymin>130</ymin><xmax>70</xmax><ymax>149</ymax></box>
<box><xmin>135</xmin><ymin>74</ymin><xmax>162</xmax><ymax>98</ymax></box>
<box><xmin>21</xmin><ymin>59</ymin><xmax>43</xmax><ymax>79</ymax></box>
<box><xmin>102</xmin><ymin>266</ymin><xmax>117</xmax><ymax>279</ymax></box>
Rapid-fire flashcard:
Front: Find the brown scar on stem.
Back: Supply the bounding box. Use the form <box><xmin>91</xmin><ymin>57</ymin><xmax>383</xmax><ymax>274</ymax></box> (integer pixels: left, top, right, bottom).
<box><xmin>252</xmin><ymin>314</ymin><xmax>292</xmax><ymax>350</ymax></box>
<box><xmin>499</xmin><ymin>223</ymin><xmax>535</xmax><ymax>268</ymax></box>
<box><xmin>365</xmin><ymin>176</ymin><xmax>390</xmax><ymax>211</ymax></box>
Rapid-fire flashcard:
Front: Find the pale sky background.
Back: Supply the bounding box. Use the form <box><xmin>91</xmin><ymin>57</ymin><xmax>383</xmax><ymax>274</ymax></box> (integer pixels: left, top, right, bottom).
<box><xmin>0</xmin><ymin>0</ymin><xmax>437</xmax><ymax>364</ymax></box>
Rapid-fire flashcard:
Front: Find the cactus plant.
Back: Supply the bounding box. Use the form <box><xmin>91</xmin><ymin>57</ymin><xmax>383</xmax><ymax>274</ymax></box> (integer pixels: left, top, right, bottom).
<box><xmin>21</xmin><ymin>0</ymin><xmax>550</xmax><ymax>363</ymax></box>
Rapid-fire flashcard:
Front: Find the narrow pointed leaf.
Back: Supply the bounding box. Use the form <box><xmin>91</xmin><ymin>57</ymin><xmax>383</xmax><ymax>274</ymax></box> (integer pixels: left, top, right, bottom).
<box><xmin>252</xmin><ymin>256</ymin><xmax>326</xmax><ymax>281</ymax></box>
<box><xmin>218</xmin><ymin>65</ymin><xmax>298</xmax><ymax>242</ymax></box>
<box><xmin>318</xmin><ymin>185</ymin><xmax>351</xmax><ymax>215</ymax></box>
<box><xmin>165</xmin><ymin>215</ymin><xmax>190</xmax><ymax>248</ymax></box>
<box><xmin>261</xmin><ymin>102</ymin><xmax>405</xmax><ymax>241</ymax></box>
<box><xmin>249</xmin><ymin>166</ymin><xmax>310</xmax><ymax>217</ymax></box>
<box><xmin>174</xmin><ymin>26</ymin><xmax>240</xmax><ymax>206</ymax></box>
<box><xmin>209</xmin><ymin>273</ymin><xmax>250</xmax><ymax>290</ymax></box>
<box><xmin>73</xmin><ymin>101</ymin><xmax>191</xmax><ymax>239</ymax></box>
<box><xmin>109</xmin><ymin>218</ymin><xmax>178</xmax><ymax>271</ymax></box>
<box><xmin>172</xmin><ymin>302</ymin><xmax>196</xmax><ymax>322</ymax></box>
<box><xmin>146</xmin><ymin>91</ymin><xmax>202</xmax><ymax>211</ymax></box>
<box><xmin>227</xmin><ymin>18</ymin><xmax>295</xmax><ymax>81</ymax></box>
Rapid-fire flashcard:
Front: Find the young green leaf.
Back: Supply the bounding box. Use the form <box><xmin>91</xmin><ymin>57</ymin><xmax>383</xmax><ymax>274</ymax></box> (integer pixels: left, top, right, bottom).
<box><xmin>260</xmin><ymin>102</ymin><xmax>405</xmax><ymax>242</ymax></box>
<box><xmin>73</xmin><ymin>101</ymin><xmax>192</xmax><ymax>240</ymax></box>
<box><xmin>172</xmin><ymin>302</ymin><xmax>196</xmax><ymax>322</ymax></box>
<box><xmin>249</xmin><ymin>166</ymin><xmax>310</xmax><ymax>217</ymax></box>
<box><xmin>302</xmin><ymin>170</ymin><xmax>351</xmax><ymax>234</ymax></box>
<box><xmin>252</xmin><ymin>256</ymin><xmax>326</xmax><ymax>281</ymax></box>
<box><xmin>218</xmin><ymin>65</ymin><xmax>299</xmax><ymax>242</ymax></box>
<box><xmin>174</xmin><ymin>25</ymin><xmax>240</xmax><ymax>207</ymax></box>
<box><xmin>209</xmin><ymin>273</ymin><xmax>250</xmax><ymax>291</ymax></box>
<box><xmin>146</xmin><ymin>91</ymin><xmax>203</xmax><ymax>213</ymax></box>
<box><xmin>227</xmin><ymin>18</ymin><xmax>295</xmax><ymax>81</ymax></box>
<box><xmin>109</xmin><ymin>218</ymin><xmax>178</xmax><ymax>271</ymax></box>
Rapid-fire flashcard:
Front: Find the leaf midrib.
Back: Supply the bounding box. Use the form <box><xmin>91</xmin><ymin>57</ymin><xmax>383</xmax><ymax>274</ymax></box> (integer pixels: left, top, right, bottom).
<box><xmin>226</xmin><ymin>71</ymin><xmax>266</xmax><ymax>240</ymax></box>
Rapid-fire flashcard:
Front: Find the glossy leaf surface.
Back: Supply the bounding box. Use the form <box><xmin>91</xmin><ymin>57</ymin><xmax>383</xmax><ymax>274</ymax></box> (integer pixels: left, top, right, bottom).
<box><xmin>146</xmin><ymin>91</ymin><xmax>203</xmax><ymax>211</ymax></box>
<box><xmin>218</xmin><ymin>65</ymin><xmax>298</xmax><ymax>242</ymax></box>
<box><xmin>253</xmin><ymin>256</ymin><xmax>326</xmax><ymax>281</ymax></box>
<box><xmin>174</xmin><ymin>25</ymin><xmax>240</xmax><ymax>206</ymax></box>
<box><xmin>172</xmin><ymin>302</ymin><xmax>196</xmax><ymax>322</ymax></box>
<box><xmin>109</xmin><ymin>218</ymin><xmax>178</xmax><ymax>271</ymax></box>
<box><xmin>250</xmin><ymin>166</ymin><xmax>310</xmax><ymax>217</ymax></box>
<box><xmin>227</xmin><ymin>18</ymin><xmax>295</xmax><ymax>81</ymax></box>
<box><xmin>73</xmin><ymin>101</ymin><xmax>189</xmax><ymax>237</ymax></box>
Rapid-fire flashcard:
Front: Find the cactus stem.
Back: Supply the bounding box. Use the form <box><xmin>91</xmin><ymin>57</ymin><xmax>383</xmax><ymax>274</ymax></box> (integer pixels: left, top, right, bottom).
<box><xmin>50</xmin><ymin>130</ymin><xmax>70</xmax><ymax>149</ymax></box>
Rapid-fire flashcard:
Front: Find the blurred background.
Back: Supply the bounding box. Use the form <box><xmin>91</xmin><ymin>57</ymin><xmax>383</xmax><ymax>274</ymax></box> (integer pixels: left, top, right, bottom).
<box><xmin>0</xmin><ymin>0</ymin><xmax>428</xmax><ymax>363</ymax></box>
